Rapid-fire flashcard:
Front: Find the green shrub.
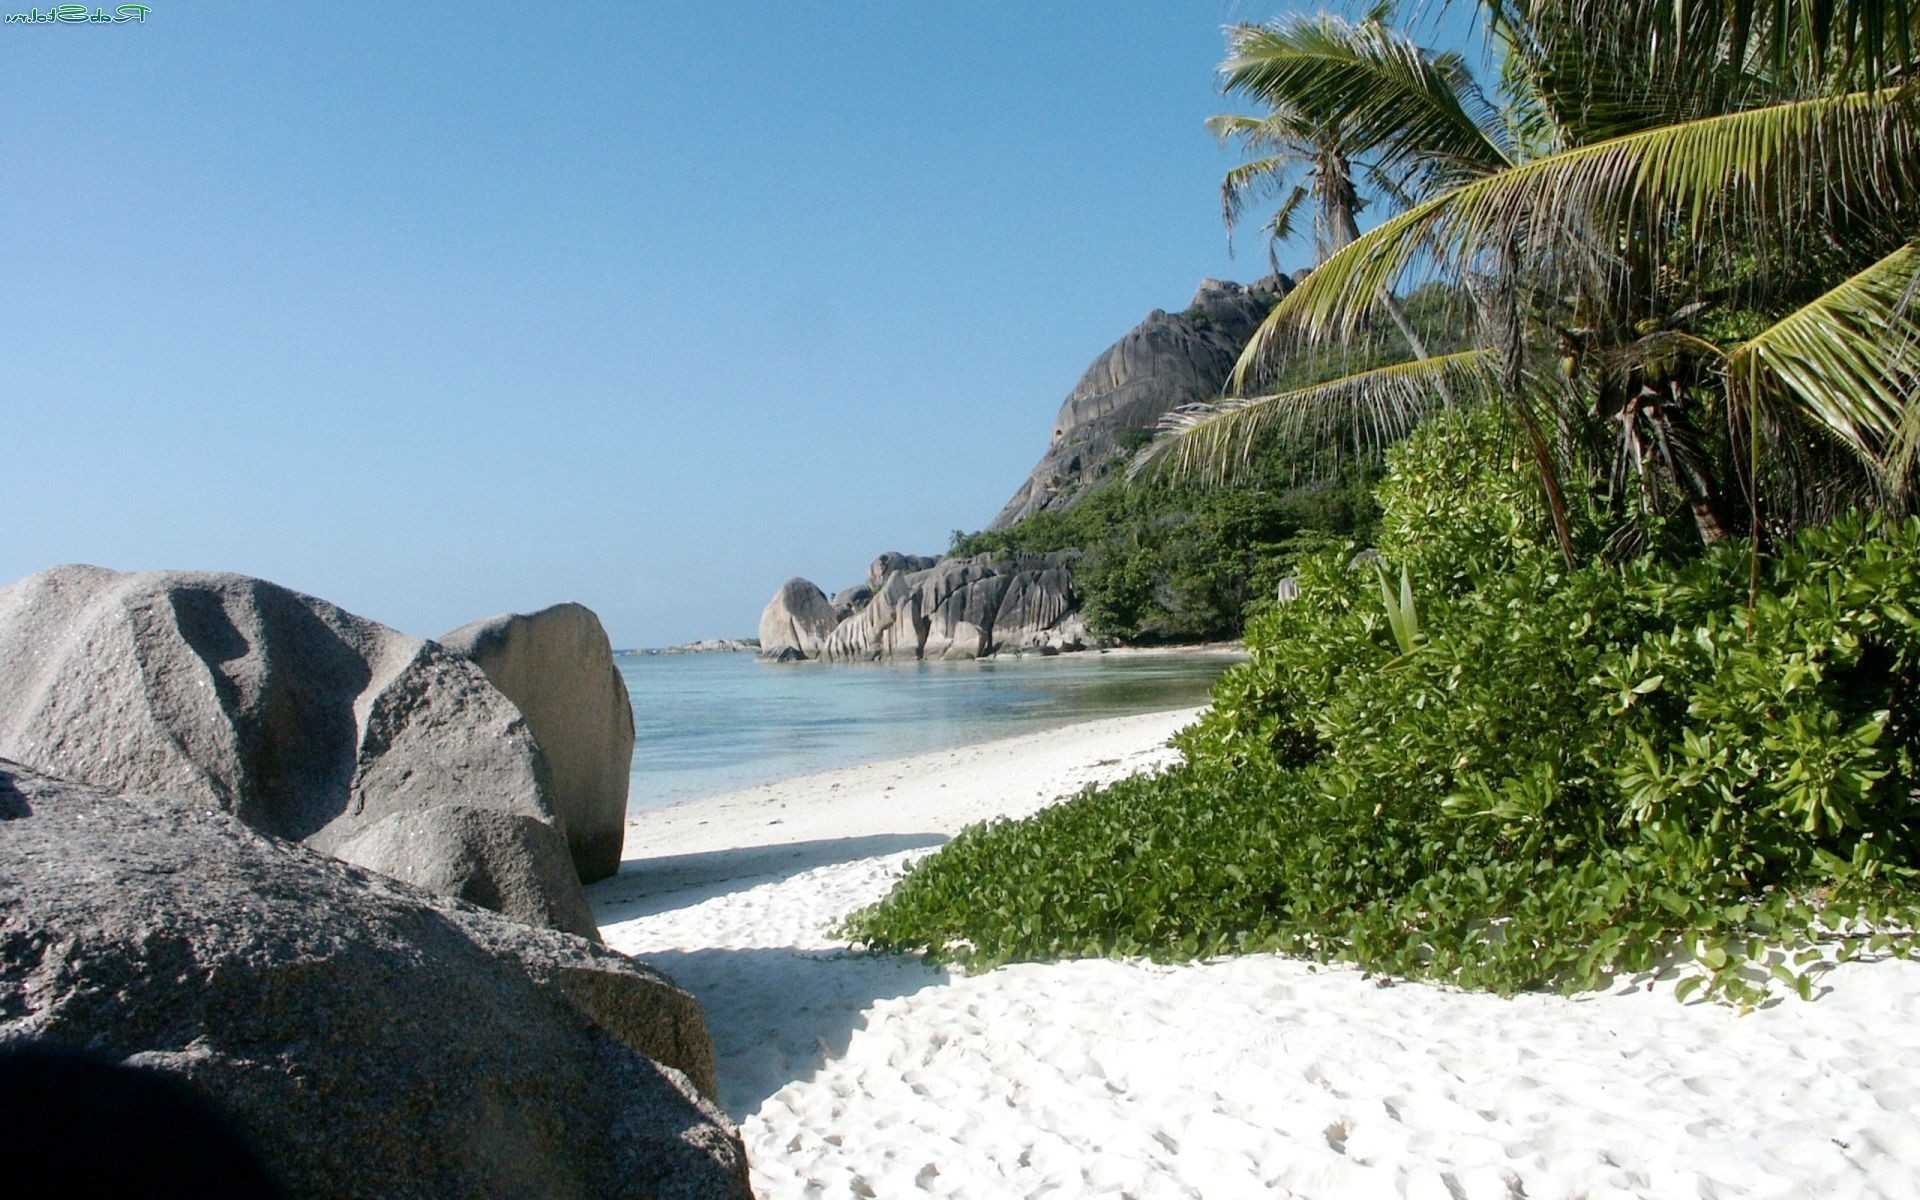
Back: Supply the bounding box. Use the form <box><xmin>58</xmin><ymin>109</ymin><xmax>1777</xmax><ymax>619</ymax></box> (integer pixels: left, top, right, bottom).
<box><xmin>844</xmin><ymin>425</ymin><xmax>1920</xmax><ymax>1004</ymax></box>
<box><xmin>953</xmin><ymin>459</ymin><xmax>1378</xmax><ymax>643</ymax></box>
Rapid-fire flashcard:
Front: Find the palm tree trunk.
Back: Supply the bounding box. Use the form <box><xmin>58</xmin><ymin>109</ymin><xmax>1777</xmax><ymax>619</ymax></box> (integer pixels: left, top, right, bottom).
<box><xmin>1325</xmin><ymin>170</ymin><xmax>1450</xmax><ymax>402</ymax></box>
<box><xmin>1645</xmin><ymin>385</ymin><xmax>1737</xmax><ymax>545</ymax></box>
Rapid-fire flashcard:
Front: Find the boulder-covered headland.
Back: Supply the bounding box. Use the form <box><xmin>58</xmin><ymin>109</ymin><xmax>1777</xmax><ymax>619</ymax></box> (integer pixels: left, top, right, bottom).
<box><xmin>756</xmin><ymin>277</ymin><xmax>1288</xmax><ymax>662</ymax></box>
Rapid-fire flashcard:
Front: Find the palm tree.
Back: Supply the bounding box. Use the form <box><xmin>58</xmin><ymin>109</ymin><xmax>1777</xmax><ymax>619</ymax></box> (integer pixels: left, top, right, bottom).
<box><xmin>1153</xmin><ymin>0</ymin><xmax>1920</xmax><ymax>559</ymax></box>
<box><xmin>1134</xmin><ymin>9</ymin><xmax>1515</xmax><ymax>487</ymax></box>
<box><xmin>1209</xmin><ymin>8</ymin><xmax>1515</xmax><ymax>365</ymax></box>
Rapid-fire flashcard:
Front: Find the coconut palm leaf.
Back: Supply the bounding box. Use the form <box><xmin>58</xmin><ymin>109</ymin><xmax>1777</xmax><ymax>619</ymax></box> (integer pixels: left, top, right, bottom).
<box><xmin>1262</xmin><ymin>186</ymin><xmax>1312</xmax><ymax>250</ymax></box>
<box><xmin>1217</xmin><ymin>153</ymin><xmax>1299</xmax><ymax>240</ymax></box>
<box><xmin>1728</xmin><ymin>240</ymin><xmax>1920</xmax><ymax>480</ymax></box>
<box><xmin>1220</xmin><ymin>12</ymin><xmax>1517</xmax><ymax>188</ymax></box>
<box><xmin>1132</xmin><ymin>350</ymin><xmax>1492</xmax><ymax>486</ymax></box>
<box><xmin>1230</xmin><ymin>89</ymin><xmax>1920</xmax><ymax>391</ymax></box>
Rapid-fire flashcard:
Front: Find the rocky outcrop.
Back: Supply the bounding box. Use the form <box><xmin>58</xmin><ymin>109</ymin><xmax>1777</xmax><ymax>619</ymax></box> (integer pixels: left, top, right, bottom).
<box><xmin>0</xmin><ymin>565</ymin><xmax>593</xmax><ymax>937</ymax></box>
<box><xmin>0</xmin><ymin>760</ymin><xmax>748</xmax><ymax>1199</ymax></box>
<box><xmin>757</xmin><ymin>577</ymin><xmax>839</xmax><ymax>660</ymax></box>
<box><xmin>440</xmin><ymin>603</ymin><xmax>634</xmax><ymax>884</ymax></box>
<box><xmin>764</xmin><ymin>551</ymin><xmax>1088</xmax><ymax>662</ymax></box>
<box><xmin>866</xmin><ymin>552</ymin><xmax>939</xmax><ymax>590</ymax></box>
<box><xmin>990</xmin><ymin>276</ymin><xmax>1288</xmax><ymax>529</ymax></box>
<box><xmin>630</xmin><ymin>638</ymin><xmax>760</xmax><ymax>656</ymax></box>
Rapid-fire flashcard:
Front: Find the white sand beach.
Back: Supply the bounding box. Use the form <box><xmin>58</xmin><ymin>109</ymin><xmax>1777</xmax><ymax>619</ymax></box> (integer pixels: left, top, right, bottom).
<box><xmin>592</xmin><ymin>708</ymin><xmax>1920</xmax><ymax>1200</ymax></box>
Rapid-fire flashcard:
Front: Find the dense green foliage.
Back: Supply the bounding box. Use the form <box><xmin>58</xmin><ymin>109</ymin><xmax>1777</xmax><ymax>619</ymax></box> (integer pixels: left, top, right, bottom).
<box><xmin>844</xmin><ymin>411</ymin><xmax>1920</xmax><ymax>1004</ymax></box>
<box><xmin>846</xmin><ymin>1</ymin><xmax>1920</xmax><ymax>1006</ymax></box>
<box><xmin>952</xmin><ymin>463</ymin><xmax>1376</xmax><ymax>643</ymax></box>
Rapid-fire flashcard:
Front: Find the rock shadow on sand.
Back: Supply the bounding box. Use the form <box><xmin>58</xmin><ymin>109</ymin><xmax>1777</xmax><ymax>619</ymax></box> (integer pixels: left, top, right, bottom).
<box><xmin>637</xmin><ymin>944</ymin><xmax>951</xmax><ymax>1120</ymax></box>
<box><xmin>593</xmin><ymin>834</ymin><xmax>949</xmax><ymax>922</ymax></box>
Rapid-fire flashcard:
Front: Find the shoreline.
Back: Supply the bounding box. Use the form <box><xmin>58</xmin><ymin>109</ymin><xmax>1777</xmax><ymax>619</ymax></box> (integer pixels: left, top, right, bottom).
<box><xmin>593</xmin><ymin>702</ymin><xmax>1920</xmax><ymax>1200</ymax></box>
<box><xmin>602</xmin><ymin>706</ymin><xmax>1201</xmax><ymax>906</ymax></box>
<box><xmin>618</xmin><ymin>640</ymin><xmax>1243</xmax><ymax>822</ymax></box>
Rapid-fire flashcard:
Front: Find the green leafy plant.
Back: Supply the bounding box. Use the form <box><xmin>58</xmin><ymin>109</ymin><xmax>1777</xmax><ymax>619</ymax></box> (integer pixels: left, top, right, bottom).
<box><xmin>844</xmin><ymin>413</ymin><xmax>1920</xmax><ymax>1006</ymax></box>
<box><xmin>1374</xmin><ymin>562</ymin><xmax>1422</xmax><ymax>656</ymax></box>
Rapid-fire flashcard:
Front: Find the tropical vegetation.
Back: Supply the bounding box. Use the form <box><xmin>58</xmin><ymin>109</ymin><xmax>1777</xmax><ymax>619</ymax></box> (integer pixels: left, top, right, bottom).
<box><xmin>844</xmin><ymin>0</ymin><xmax>1920</xmax><ymax>1004</ymax></box>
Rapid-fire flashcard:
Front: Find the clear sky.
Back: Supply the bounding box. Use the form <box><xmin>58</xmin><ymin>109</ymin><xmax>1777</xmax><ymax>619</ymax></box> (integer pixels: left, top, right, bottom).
<box><xmin>3</xmin><ymin>1</ymin><xmax>1477</xmax><ymax>647</ymax></box>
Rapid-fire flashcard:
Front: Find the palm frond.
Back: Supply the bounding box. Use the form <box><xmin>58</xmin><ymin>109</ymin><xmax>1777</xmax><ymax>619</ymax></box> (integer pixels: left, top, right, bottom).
<box><xmin>1219</xmin><ymin>154</ymin><xmax>1300</xmax><ymax>244</ymax></box>
<box><xmin>1230</xmin><ymin>89</ymin><xmax>1920</xmax><ymax>392</ymax></box>
<box><xmin>1132</xmin><ymin>350</ymin><xmax>1492</xmax><ymax>486</ymax></box>
<box><xmin>1728</xmin><ymin>240</ymin><xmax>1920</xmax><ymax>481</ymax></box>
<box><xmin>1720</xmin><ymin>0</ymin><xmax>1914</xmax><ymax>85</ymax></box>
<box><xmin>1263</xmin><ymin>186</ymin><xmax>1311</xmax><ymax>249</ymax></box>
<box><xmin>1220</xmin><ymin>12</ymin><xmax>1515</xmax><ymax>186</ymax></box>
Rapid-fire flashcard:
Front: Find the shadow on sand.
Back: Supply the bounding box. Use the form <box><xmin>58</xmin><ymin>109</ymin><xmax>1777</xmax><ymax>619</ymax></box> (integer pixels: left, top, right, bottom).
<box><xmin>593</xmin><ymin>833</ymin><xmax>949</xmax><ymax>922</ymax></box>
<box><xmin>641</xmin><ymin>944</ymin><xmax>952</xmax><ymax>1120</ymax></box>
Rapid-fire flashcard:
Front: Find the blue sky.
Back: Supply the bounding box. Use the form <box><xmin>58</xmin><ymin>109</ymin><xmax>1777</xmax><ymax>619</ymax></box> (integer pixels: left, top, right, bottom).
<box><xmin>3</xmin><ymin>1</ymin><xmax>1480</xmax><ymax>647</ymax></box>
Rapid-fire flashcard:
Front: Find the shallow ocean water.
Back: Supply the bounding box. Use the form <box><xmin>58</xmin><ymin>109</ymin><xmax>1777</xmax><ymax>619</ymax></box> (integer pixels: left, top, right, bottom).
<box><xmin>619</xmin><ymin>649</ymin><xmax>1237</xmax><ymax>813</ymax></box>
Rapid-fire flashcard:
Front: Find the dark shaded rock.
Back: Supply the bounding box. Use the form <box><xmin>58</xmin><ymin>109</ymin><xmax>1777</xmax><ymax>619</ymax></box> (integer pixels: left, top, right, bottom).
<box><xmin>829</xmin><ymin>584</ymin><xmax>873</xmax><ymax>622</ymax></box>
<box><xmin>332</xmin><ymin>805</ymin><xmax>602</xmax><ymax>941</ymax></box>
<box><xmin>990</xmin><ymin>276</ymin><xmax>1288</xmax><ymax>529</ymax></box>
<box><xmin>757</xmin><ymin>577</ymin><xmax>838</xmax><ymax>660</ymax></box>
<box><xmin>0</xmin><ymin>760</ymin><xmax>747</xmax><ymax>1199</ymax></box>
<box><xmin>440</xmin><ymin>603</ymin><xmax>634</xmax><ymax>884</ymax></box>
<box><xmin>0</xmin><ymin>565</ymin><xmax>593</xmax><ymax>936</ymax></box>
<box><xmin>0</xmin><ymin>1049</ymin><xmax>289</xmax><ymax>1198</ymax></box>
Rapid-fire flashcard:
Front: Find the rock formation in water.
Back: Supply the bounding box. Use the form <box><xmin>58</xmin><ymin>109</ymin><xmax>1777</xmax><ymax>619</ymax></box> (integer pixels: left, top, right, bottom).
<box><xmin>630</xmin><ymin>638</ymin><xmax>761</xmax><ymax>656</ymax></box>
<box><xmin>990</xmin><ymin>276</ymin><xmax>1288</xmax><ymax>529</ymax></box>
<box><xmin>0</xmin><ymin>759</ymin><xmax>750</xmax><ymax>1199</ymax></box>
<box><xmin>0</xmin><ymin>565</ymin><xmax>604</xmax><ymax>938</ymax></box>
<box><xmin>759</xmin><ymin>551</ymin><xmax>1088</xmax><ymax>662</ymax></box>
<box><xmin>440</xmin><ymin>602</ymin><xmax>634</xmax><ymax>884</ymax></box>
<box><xmin>758</xmin><ymin>577</ymin><xmax>839</xmax><ymax>661</ymax></box>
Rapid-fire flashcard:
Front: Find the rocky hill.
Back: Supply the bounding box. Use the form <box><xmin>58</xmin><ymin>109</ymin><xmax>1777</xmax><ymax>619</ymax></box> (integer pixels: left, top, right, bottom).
<box><xmin>989</xmin><ymin>275</ymin><xmax>1288</xmax><ymax>529</ymax></box>
<box><xmin>755</xmin><ymin>275</ymin><xmax>1289</xmax><ymax>660</ymax></box>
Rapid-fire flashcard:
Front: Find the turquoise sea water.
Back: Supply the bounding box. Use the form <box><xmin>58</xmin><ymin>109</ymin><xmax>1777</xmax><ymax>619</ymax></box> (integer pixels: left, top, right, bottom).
<box><xmin>619</xmin><ymin>650</ymin><xmax>1239</xmax><ymax>814</ymax></box>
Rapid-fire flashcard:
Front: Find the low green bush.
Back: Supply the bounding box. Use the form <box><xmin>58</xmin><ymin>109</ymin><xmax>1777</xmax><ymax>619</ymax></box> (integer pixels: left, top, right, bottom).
<box><xmin>842</xmin><ymin>410</ymin><xmax>1920</xmax><ymax>1005</ymax></box>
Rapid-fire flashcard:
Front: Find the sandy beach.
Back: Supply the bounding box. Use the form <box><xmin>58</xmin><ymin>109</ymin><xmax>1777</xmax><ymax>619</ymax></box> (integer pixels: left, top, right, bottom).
<box><xmin>592</xmin><ymin>707</ymin><xmax>1920</xmax><ymax>1200</ymax></box>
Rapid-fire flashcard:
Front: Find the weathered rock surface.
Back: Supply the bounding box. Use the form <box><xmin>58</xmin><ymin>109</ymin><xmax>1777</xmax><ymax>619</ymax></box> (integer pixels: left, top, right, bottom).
<box><xmin>990</xmin><ymin>276</ymin><xmax>1288</xmax><ymax>529</ymax></box>
<box><xmin>767</xmin><ymin>551</ymin><xmax>1087</xmax><ymax>662</ymax></box>
<box><xmin>757</xmin><ymin>577</ymin><xmax>839</xmax><ymax>660</ymax></box>
<box><xmin>332</xmin><ymin>805</ymin><xmax>601</xmax><ymax>940</ymax></box>
<box><xmin>0</xmin><ymin>565</ymin><xmax>594</xmax><ymax>936</ymax></box>
<box><xmin>0</xmin><ymin>760</ymin><xmax>748</xmax><ymax>1199</ymax></box>
<box><xmin>829</xmin><ymin>584</ymin><xmax>873</xmax><ymax>622</ymax></box>
<box><xmin>866</xmin><ymin>552</ymin><xmax>939</xmax><ymax>591</ymax></box>
<box><xmin>441</xmin><ymin>603</ymin><xmax>634</xmax><ymax>884</ymax></box>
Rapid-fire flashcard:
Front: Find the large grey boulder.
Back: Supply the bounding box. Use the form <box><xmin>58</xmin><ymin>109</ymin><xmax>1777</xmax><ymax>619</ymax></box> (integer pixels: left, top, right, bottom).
<box><xmin>757</xmin><ymin>577</ymin><xmax>838</xmax><ymax>660</ymax></box>
<box><xmin>440</xmin><ymin>603</ymin><xmax>635</xmax><ymax>884</ymax></box>
<box><xmin>0</xmin><ymin>565</ymin><xmax>593</xmax><ymax>937</ymax></box>
<box><xmin>0</xmin><ymin>760</ymin><xmax>748</xmax><ymax>1199</ymax></box>
<box><xmin>990</xmin><ymin>276</ymin><xmax>1287</xmax><ymax>529</ymax></box>
<box><xmin>332</xmin><ymin>805</ymin><xmax>601</xmax><ymax>940</ymax></box>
